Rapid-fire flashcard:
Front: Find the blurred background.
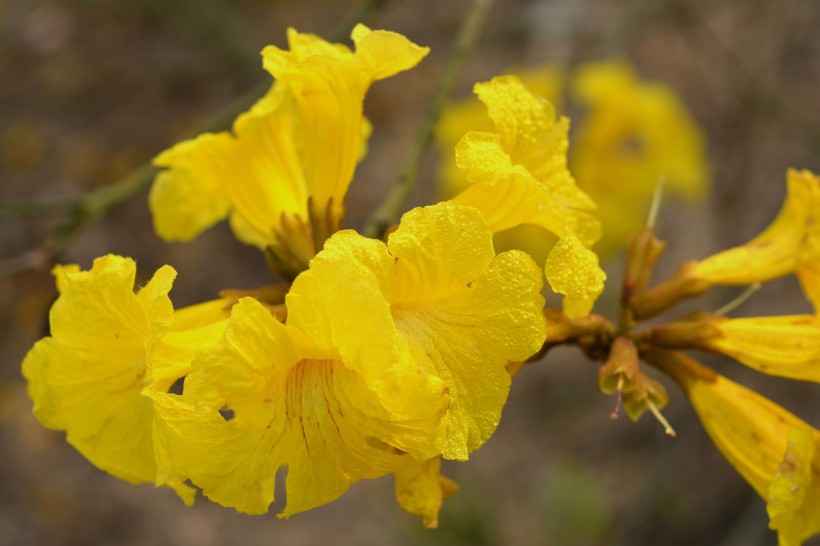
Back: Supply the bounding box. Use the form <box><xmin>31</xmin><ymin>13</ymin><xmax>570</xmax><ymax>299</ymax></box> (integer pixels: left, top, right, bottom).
<box><xmin>2</xmin><ymin>0</ymin><xmax>820</xmax><ymax>544</ymax></box>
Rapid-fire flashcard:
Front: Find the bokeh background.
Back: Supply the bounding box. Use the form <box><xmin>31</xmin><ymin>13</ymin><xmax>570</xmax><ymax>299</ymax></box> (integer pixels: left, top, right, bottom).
<box><xmin>2</xmin><ymin>0</ymin><xmax>820</xmax><ymax>544</ymax></box>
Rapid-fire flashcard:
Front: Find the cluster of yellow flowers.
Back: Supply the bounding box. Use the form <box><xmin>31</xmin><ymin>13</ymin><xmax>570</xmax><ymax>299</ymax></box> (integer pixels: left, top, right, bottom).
<box><xmin>19</xmin><ymin>23</ymin><xmax>820</xmax><ymax>542</ymax></box>
<box><xmin>21</xmin><ymin>25</ymin><xmax>602</xmax><ymax>527</ymax></box>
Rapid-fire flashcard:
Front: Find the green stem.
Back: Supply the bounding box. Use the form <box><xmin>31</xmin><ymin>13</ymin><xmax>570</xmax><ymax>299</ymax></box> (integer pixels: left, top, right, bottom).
<box><xmin>41</xmin><ymin>83</ymin><xmax>266</xmax><ymax>255</ymax></box>
<box><xmin>0</xmin><ymin>199</ymin><xmax>74</xmax><ymax>219</ymax></box>
<box><xmin>363</xmin><ymin>0</ymin><xmax>494</xmax><ymax>238</ymax></box>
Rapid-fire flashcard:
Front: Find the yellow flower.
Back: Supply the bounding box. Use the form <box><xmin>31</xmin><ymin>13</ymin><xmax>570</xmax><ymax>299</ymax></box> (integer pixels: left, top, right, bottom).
<box><xmin>453</xmin><ymin>76</ymin><xmax>599</xmax><ymax>243</ymax></box>
<box><xmin>646</xmin><ymin>350</ymin><xmax>820</xmax><ymax>546</ymax></box>
<box><xmin>261</xmin><ymin>25</ymin><xmax>429</xmax><ymax>238</ymax></box>
<box><xmin>21</xmin><ymin>255</ymin><xmax>229</xmax><ymax>504</ymax></box>
<box><xmin>691</xmin><ymin>169</ymin><xmax>820</xmax><ymax>306</ymax></box>
<box><xmin>704</xmin><ymin>315</ymin><xmax>820</xmax><ymax>382</ymax></box>
<box><xmin>437</xmin><ymin>65</ymin><xmax>564</xmax><ymax>209</ymax></box>
<box><xmin>648</xmin><ymin>314</ymin><xmax>820</xmax><ymax>382</ymax></box>
<box><xmin>325</xmin><ymin>202</ymin><xmax>547</xmax><ymax>459</ymax></box>
<box><xmin>436</xmin><ymin>61</ymin><xmax>709</xmax><ymax>261</ymax></box>
<box><xmin>450</xmin><ymin>75</ymin><xmax>605</xmax><ymax>317</ymax></box>
<box><xmin>437</xmin><ymin>67</ymin><xmax>564</xmax><ymax>268</ymax></box>
<box><xmin>545</xmin><ymin>235</ymin><xmax>606</xmax><ymax>318</ymax></box>
<box><xmin>571</xmin><ymin>60</ymin><xmax>709</xmax><ymax>253</ymax></box>
<box><xmin>150</xmin><ymin>202</ymin><xmax>546</xmax><ymax>517</ymax></box>
<box><xmin>150</xmin><ymin>25</ymin><xmax>429</xmax><ymax>271</ymax></box>
<box><xmin>151</xmin><ymin>295</ymin><xmax>444</xmax><ymax>517</ymax></box>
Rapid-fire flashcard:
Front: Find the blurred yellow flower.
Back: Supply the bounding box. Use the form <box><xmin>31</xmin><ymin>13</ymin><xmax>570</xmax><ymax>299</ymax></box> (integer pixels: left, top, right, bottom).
<box><xmin>150</xmin><ymin>25</ymin><xmax>429</xmax><ymax>273</ymax></box>
<box><xmin>150</xmin><ymin>202</ymin><xmax>546</xmax><ymax>517</ymax></box>
<box><xmin>21</xmin><ymin>255</ymin><xmax>229</xmax><ymax>505</ymax></box>
<box><xmin>646</xmin><ymin>350</ymin><xmax>820</xmax><ymax>546</ymax></box>
<box><xmin>571</xmin><ymin>60</ymin><xmax>709</xmax><ymax>252</ymax></box>
<box><xmin>450</xmin><ymin>75</ymin><xmax>605</xmax><ymax>317</ymax></box>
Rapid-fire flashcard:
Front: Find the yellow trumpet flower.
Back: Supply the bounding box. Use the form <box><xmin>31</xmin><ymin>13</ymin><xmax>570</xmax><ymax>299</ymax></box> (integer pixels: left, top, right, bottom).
<box><xmin>150</xmin><ymin>25</ymin><xmax>429</xmax><ymax>274</ymax></box>
<box><xmin>648</xmin><ymin>314</ymin><xmax>820</xmax><ymax>382</ymax></box>
<box><xmin>692</xmin><ymin>169</ymin><xmax>820</xmax><ymax>309</ymax></box>
<box><xmin>21</xmin><ymin>255</ymin><xmax>230</xmax><ymax>505</ymax></box>
<box><xmin>646</xmin><ymin>350</ymin><xmax>820</xmax><ymax>546</ymax></box>
<box><xmin>148</xmin><ymin>202</ymin><xmax>545</xmax><ymax>517</ymax></box>
<box><xmin>450</xmin><ymin>75</ymin><xmax>605</xmax><ymax>317</ymax></box>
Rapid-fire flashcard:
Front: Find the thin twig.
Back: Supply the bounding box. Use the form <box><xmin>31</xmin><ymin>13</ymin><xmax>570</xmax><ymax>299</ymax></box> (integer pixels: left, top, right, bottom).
<box><xmin>0</xmin><ymin>199</ymin><xmax>74</xmax><ymax>219</ymax></box>
<box><xmin>0</xmin><ymin>85</ymin><xmax>266</xmax><ymax>282</ymax></box>
<box><xmin>1</xmin><ymin>82</ymin><xmax>267</xmax><ymax>224</ymax></box>
<box><xmin>363</xmin><ymin>0</ymin><xmax>494</xmax><ymax>238</ymax></box>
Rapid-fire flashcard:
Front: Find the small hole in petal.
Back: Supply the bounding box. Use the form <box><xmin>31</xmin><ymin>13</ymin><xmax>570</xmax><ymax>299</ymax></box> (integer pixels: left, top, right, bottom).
<box><xmin>168</xmin><ymin>376</ymin><xmax>185</xmax><ymax>395</ymax></box>
<box><xmin>270</xmin><ymin>465</ymin><xmax>288</xmax><ymax>515</ymax></box>
<box><xmin>218</xmin><ymin>406</ymin><xmax>235</xmax><ymax>421</ymax></box>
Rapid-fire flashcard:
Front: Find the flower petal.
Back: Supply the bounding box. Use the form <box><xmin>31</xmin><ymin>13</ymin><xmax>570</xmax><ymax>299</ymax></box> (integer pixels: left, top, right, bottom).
<box><xmin>350</xmin><ymin>24</ymin><xmax>431</xmax><ymax>81</ymax></box>
<box><xmin>262</xmin><ymin>26</ymin><xmax>428</xmax><ymax>219</ymax></box>
<box><xmin>436</xmin><ymin>65</ymin><xmax>564</xmax><ymax>215</ymax></box>
<box><xmin>650</xmin><ymin>351</ymin><xmax>810</xmax><ymax>497</ymax></box>
<box><xmin>222</xmin><ymin>88</ymin><xmax>308</xmax><ymax>246</ymax></box>
<box><xmin>150</xmin><ymin>134</ymin><xmax>233</xmax><ymax>242</ymax></box>
<box><xmin>453</xmin><ymin>133</ymin><xmax>568</xmax><ymax>236</ymax></box>
<box><xmin>474</xmin><ymin>75</ymin><xmax>566</xmax><ymax>177</ymax></box>
<box><xmin>545</xmin><ymin>234</ymin><xmax>606</xmax><ymax>318</ymax></box>
<box><xmin>796</xmin><ymin>262</ymin><xmax>820</xmax><ymax>313</ymax></box>
<box><xmin>148</xmin><ymin>300</ymin><xmax>231</xmax><ymax>394</ymax></box>
<box><xmin>650</xmin><ymin>351</ymin><xmax>820</xmax><ymax>546</ymax></box>
<box><xmin>704</xmin><ymin>315</ymin><xmax>820</xmax><ymax>382</ymax></box>
<box><xmin>452</xmin><ymin>76</ymin><xmax>601</xmax><ymax>247</ymax></box>
<box><xmin>691</xmin><ymin>169</ymin><xmax>819</xmax><ymax>284</ymax></box>
<box><xmin>152</xmin><ymin>86</ymin><xmax>308</xmax><ymax>248</ymax></box>
<box><xmin>390</xmin><ymin>205</ymin><xmax>546</xmax><ymax>459</ymax></box>
<box><xmin>153</xmin><ymin>297</ymin><xmax>441</xmax><ymax>516</ymax></box>
<box><xmin>21</xmin><ymin>255</ymin><xmax>206</xmax><ymax>503</ymax></box>
<box><xmin>767</xmin><ymin>427</ymin><xmax>820</xmax><ymax>546</ymax></box>
<box><xmin>394</xmin><ymin>456</ymin><xmax>458</xmax><ymax>528</ymax></box>
<box><xmin>287</xmin><ymin>239</ymin><xmax>449</xmax><ymax>459</ymax></box>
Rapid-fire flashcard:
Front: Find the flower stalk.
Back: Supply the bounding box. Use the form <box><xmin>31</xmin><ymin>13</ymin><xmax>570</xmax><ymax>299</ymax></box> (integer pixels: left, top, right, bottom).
<box><xmin>364</xmin><ymin>0</ymin><xmax>494</xmax><ymax>238</ymax></box>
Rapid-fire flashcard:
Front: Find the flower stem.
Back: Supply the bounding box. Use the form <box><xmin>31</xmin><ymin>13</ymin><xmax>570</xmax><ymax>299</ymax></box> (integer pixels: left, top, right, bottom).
<box><xmin>713</xmin><ymin>283</ymin><xmax>761</xmax><ymax>317</ymax></box>
<box><xmin>363</xmin><ymin>0</ymin><xmax>494</xmax><ymax>238</ymax></box>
